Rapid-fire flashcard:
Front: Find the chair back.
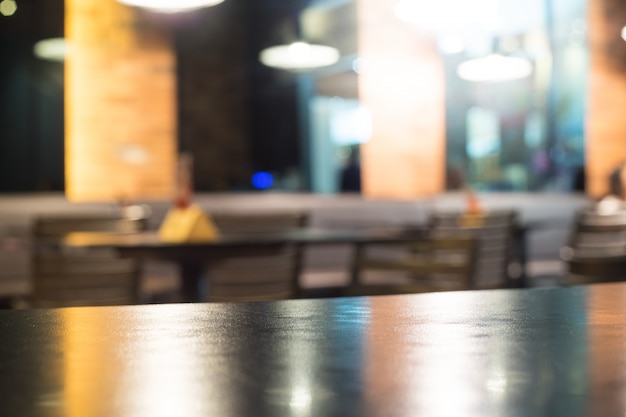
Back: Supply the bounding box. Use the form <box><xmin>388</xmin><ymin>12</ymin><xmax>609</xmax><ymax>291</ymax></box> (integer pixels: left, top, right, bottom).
<box><xmin>31</xmin><ymin>215</ymin><xmax>148</xmax><ymax>308</ymax></box>
<box><xmin>562</xmin><ymin>208</ymin><xmax>626</xmax><ymax>285</ymax></box>
<box><xmin>428</xmin><ymin>210</ymin><xmax>518</xmax><ymax>289</ymax></box>
<box><xmin>566</xmin><ymin>209</ymin><xmax>626</xmax><ymax>252</ymax></box>
<box><xmin>205</xmin><ymin>212</ymin><xmax>308</xmax><ymax>302</ymax></box>
<box><xmin>349</xmin><ymin>236</ymin><xmax>477</xmax><ymax>296</ymax></box>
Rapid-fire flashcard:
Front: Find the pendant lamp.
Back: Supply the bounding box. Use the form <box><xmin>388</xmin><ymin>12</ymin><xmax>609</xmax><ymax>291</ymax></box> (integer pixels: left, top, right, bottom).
<box><xmin>259</xmin><ymin>9</ymin><xmax>340</xmax><ymax>72</ymax></box>
<box><xmin>259</xmin><ymin>41</ymin><xmax>340</xmax><ymax>71</ymax></box>
<box><xmin>33</xmin><ymin>38</ymin><xmax>68</xmax><ymax>62</ymax></box>
<box><xmin>457</xmin><ymin>54</ymin><xmax>533</xmax><ymax>82</ymax></box>
<box><xmin>117</xmin><ymin>0</ymin><xmax>224</xmax><ymax>13</ymax></box>
<box><xmin>0</xmin><ymin>0</ymin><xmax>17</xmax><ymax>16</ymax></box>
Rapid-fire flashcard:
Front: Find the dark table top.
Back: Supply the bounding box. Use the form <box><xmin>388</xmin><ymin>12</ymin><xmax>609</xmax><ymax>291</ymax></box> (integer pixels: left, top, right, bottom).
<box><xmin>61</xmin><ymin>228</ymin><xmax>429</xmax><ymax>264</ymax></box>
<box><xmin>1</xmin><ymin>282</ymin><xmax>625</xmax><ymax>416</ymax></box>
<box><xmin>62</xmin><ymin>227</ymin><xmax>429</xmax><ymax>249</ymax></box>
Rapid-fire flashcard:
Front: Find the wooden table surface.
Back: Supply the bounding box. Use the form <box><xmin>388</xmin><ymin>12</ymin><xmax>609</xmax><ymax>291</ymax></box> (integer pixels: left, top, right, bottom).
<box><xmin>1</xmin><ymin>282</ymin><xmax>625</xmax><ymax>416</ymax></box>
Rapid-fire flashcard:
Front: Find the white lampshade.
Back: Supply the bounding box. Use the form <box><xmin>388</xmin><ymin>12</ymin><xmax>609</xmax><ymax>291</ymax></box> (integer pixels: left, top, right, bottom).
<box><xmin>457</xmin><ymin>54</ymin><xmax>533</xmax><ymax>82</ymax></box>
<box><xmin>259</xmin><ymin>41</ymin><xmax>340</xmax><ymax>70</ymax></box>
<box><xmin>33</xmin><ymin>38</ymin><xmax>68</xmax><ymax>62</ymax></box>
<box><xmin>394</xmin><ymin>0</ymin><xmax>500</xmax><ymax>34</ymax></box>
<box><xmin>117</xmin><ymin>0</ymin><xmax>224</xmax><ymax>13</ymax></box>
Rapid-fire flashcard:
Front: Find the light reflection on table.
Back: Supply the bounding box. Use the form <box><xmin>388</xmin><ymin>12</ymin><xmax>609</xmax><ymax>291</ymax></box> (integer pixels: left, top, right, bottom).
<box><xmin>3</xmin><ymin>283</ymin><xmax>626</xmax><ymax>416</ymax></box>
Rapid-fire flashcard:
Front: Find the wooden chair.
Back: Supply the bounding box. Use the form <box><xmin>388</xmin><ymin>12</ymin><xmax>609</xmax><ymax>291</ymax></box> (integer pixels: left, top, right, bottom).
<box><xmin>561</xmin><ymin>208</ymin><xmax>626</xmax><ymax>285</ymax></box>
<box><xmin>348</xmin><ymin>237</ymin><xmax>477</xmax><ymax>296</ymax></box>
<box><xmin>203</xmin><ymin>212</ymin><xmax>308</xmax><ymax>302</ymax></box>
<box><xmin>565</xmin><ymin>209</ymin><xmax>626</xmax><ymax>253</ymax></box>
<box><xmin>31</xmin><ymin>215</ymin><xmax>148</xmax><ymax>308</ymax></box>
<box><xmin>564</xmin><ymin>253</ymin><xmax>626</xmax><ymax>285</ymax></box>
<box><xmin>427</xmin><ymin>210</ymin><xmax>518</xmax><ymax>289</ymax></box>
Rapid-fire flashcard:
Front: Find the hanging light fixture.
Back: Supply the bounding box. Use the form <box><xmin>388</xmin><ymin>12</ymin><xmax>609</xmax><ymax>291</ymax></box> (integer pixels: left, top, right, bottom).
<box><xmin>457</xmin><ymin>53</ymin><xmax>533</xmax><ymax>82</ymax></box>
<box><xmin>259</xmin><ymin>41</ymin><xmax>340</xmax><ymax>71</ymax></box>
<box><xmin>394</xmin><ymin>0</ymin><xmax>501</xmax><ymax>35</ymax></box>
<box><xmin>116</xmin><ymin>0</ymin><xmax>224</xmax><ymax>13</ymax></box>
<box><xmin>258</xmin><ymin>8</ymin><xmax>340</xmax><ymax>72</ymax></box>
<box><xmin>33</xmin><ymin>38</ymin><xmax>68</xmax><ymax>62</ymax></box>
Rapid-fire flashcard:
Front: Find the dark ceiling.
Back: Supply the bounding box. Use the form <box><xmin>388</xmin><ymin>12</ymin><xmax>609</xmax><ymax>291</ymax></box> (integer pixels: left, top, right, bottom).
<box><xmin>0</xmin><ymin>0</ymin><xmax>358</xmax><ymax>192</ymax></box>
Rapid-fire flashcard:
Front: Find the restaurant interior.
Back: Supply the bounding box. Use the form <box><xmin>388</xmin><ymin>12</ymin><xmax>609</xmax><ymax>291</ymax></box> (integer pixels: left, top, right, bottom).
<box><xmin>0</xmin><ymin>0</ymin><xmax>615</xmax><ymax>303</ymax></box>
<box><xmin>3</xmin><ymin>0</ymin><xmax>626</xmax><ymax>415</ymax></box>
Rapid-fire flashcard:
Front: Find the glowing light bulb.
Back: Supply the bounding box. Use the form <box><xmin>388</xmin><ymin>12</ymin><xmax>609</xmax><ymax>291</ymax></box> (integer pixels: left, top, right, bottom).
<box><xmin>457</xmin><ymin>54</ymin><xmax>533</xmax><ymax>82</ymax></box>
<box><xmin>0</xmin><ymin>0</ymin><xmax>17</xmax><ymax>16</ymax></box>
<box><xmin>259</xmin><ymin>42</ymin><xmax>340</xmax><ymax>70</ymax></box>
<box><xmin>288</xmin><ymin>42</ymin><xmax>311</xmax><ymax>61</ymax></box>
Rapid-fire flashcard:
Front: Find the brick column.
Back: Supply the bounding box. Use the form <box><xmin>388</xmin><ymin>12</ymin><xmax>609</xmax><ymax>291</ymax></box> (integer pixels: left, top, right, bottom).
<box><xmin>587</xmin><ymin>0</ymin><xmax>626</xmax><ymax>197</ymax></box>
<box><xmin>65</xmin><ymin>0</ymin><xmax>176</xmax><ymax>202</ymax></box>
<box><xmin>357</xmin><ymin>0</ymin><xmax>446</xmax><ymax>199</ymax></box>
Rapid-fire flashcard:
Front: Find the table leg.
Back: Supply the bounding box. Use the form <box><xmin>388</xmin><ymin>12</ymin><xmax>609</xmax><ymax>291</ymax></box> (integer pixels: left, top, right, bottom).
<box><xmin>513</xmin><ymin>226</ymin><xmax>528</xmax><ymax>288</ymax></box>
<box><xmin>350</xmin><ymin>242</ymin><xmax>364</xmax><ymax>287</ymax></box>
<box><xmin>180</xmin><ymin>263</ymin><xmax>206</xmax><ymax>302</ymax></box>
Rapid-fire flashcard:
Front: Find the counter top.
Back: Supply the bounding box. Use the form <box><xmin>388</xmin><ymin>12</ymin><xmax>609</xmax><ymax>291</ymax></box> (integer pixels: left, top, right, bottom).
<box><xmin>0</xmin><ymin>282</ymin><xmax>622</xmax><ymax>416</ymax></box>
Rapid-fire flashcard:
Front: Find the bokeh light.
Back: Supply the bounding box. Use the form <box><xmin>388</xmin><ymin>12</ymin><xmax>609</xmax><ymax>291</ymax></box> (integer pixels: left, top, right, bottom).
<box><xmin>0</xmin><ymin>0</ymin><xmax>17</xmax><ymax>17</ymax></box>
<box><xmin>251</xmin><ymin>172</ymin><xmax>274</xmax><ymax>190</ymax></box>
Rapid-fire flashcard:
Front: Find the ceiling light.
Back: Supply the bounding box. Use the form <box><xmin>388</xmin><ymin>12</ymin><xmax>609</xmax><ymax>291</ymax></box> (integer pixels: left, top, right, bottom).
<box><xmin>117</xmin><ymin>0</ymin><xmax>224</xmax><ymax>13</ymax></box>
<box><xmin>621</xmin><ymin>26</ymin><xmax>626</xmax><ymax>42</ymax></box>
<box><xmin>394</xmin><ymin>0</ymin><xmax>499</xmax><ymax>34</ymax></box>
<box><xmin>0</xmin><ymin>0</ymin><xmax>17</xmax><ymax>16</ymax></box>
<box><xmin>438</xmin><ymin>36</ymin><xmax>465</xmax><ymax>54</ymax></box>
<box><xmin>457</xmin><ymin>54</ymin><xmax>533</xmax><ymax>82</ymax></box>
<box><xmin>259</xmin><ymin>41</ymin><xmax>340</xmax><ymax>71</ymax></box>
<box><xmin>33</xmin><ymin>38</ymin><xmax>68</xmax><ymax>62</ymax></box>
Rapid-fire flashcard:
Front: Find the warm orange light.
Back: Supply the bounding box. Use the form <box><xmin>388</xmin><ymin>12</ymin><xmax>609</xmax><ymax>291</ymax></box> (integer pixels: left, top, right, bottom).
<box><xmin>357</xmin><ymin>0</ymin><xmax>446</xmax><ymax>199</ymax></box>
<box><xmin>586</xmin><ymin>0</ymin><xmax>626</xmax><ymax>197</ymax></box>
<box><xmin>65</xmin><ymin>0</ymin><xmax>176</xmax><ymax>202</ymax></box>
<box><xmin>62</xmin><ymin>309</ymin><xmax>115</xmax><ymax>417</ymax></box>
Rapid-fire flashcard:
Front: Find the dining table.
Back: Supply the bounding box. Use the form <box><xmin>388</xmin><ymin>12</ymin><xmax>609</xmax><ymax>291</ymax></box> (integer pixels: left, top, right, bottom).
<box><xmin>1</xmin><ymin>282</ymin><xmax>625</xmax><ymax>416</ymax></box>
<box><xmin>62</xmin><ymin>227</ymin><xmax>431</xmax><ymax>302</ymax></box>
<box><xmin>61</xmin><ymin>215</ymin><xmax>551</xmax><ymax>302</ymax></box>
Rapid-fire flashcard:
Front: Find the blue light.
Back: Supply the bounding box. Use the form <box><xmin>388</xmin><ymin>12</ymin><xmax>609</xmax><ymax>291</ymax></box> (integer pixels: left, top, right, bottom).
<box><xmin>251</xmin><ymin>171</ymin><xmax>274</xmax><ymax>190</ymax></box>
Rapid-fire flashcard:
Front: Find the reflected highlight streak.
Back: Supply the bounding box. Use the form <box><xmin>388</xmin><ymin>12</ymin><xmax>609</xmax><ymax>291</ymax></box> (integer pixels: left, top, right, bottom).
<box><xmin>61</xmin><ymin>305</ymin><xmax>229</xmax><ymax>417</ymax></box>
<box><xmin>270</xmin><ymin>299</ymin><xmax>371</xmax><ymax>417</ymax></box>
<box><xmin>115</xmin><ymin>306</ymin><xmax>226</xmax><ymax>417</ymax></box>
<box><xmin>365</xmin><ymin>293</ymin><xmax>484</xmax><ymax>416</ymax></box>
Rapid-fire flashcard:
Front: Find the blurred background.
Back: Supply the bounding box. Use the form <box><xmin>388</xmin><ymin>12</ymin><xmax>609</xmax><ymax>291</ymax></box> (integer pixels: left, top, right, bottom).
<box><xmin>0</xmin><ymin>0</ymin><xmax>595</xmax><ymax>196</ymax></box>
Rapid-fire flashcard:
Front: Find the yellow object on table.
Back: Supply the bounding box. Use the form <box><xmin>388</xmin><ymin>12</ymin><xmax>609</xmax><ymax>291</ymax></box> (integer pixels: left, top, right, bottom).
<box><xmin>158</xmin><ymin>204</ymin><xmax>220</xmax><ymax>242</ymax></box>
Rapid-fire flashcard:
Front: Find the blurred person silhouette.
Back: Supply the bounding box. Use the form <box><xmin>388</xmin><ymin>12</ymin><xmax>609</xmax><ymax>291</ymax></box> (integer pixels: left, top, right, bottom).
<box><xmin>573</xmin><ymin>165</ymin><xmax>586</xmax><ymax>193</ymax></box>
<box><xmin>608</xmin><ymin>162</ymin><xmax>626</xmax><ymax>199</ymax></box>
<box><xmin>446</xmin><ymin>165</ymin><xmax>464</xmax><ymax>190</ymax></box>
<box><xmin>340</xmin><ymin>148</ymin><xmax>361</xmax><ymax>193</ymax></box>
